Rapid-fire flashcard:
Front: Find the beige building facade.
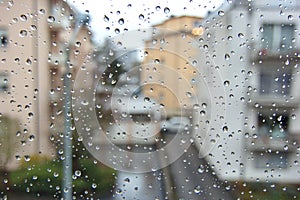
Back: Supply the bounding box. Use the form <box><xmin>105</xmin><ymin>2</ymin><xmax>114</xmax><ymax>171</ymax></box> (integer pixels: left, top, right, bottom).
<box><xmin>0</xmin><ymin>0</ymin><xmax>95</xmax><ymax>169</ymax></box>
<box><xmin>141</xmin><ymin>16</ymin><xmax>204</xmax><ymax>116</ymax></box>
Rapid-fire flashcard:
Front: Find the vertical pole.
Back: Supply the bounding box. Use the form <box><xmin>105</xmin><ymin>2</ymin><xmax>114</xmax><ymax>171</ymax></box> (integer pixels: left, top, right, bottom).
<box><xmin>62</xmin><ymin>14</ymin><xmax>87</xmax><ymax>200</ymax></box>
<box><xmin>63</xmin><ymin>46</ymin><xmax>73</xmax><ymax>200</ymax></box>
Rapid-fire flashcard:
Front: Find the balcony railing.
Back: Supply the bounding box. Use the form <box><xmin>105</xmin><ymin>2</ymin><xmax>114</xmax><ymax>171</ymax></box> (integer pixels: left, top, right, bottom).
<box><xmin>246</xmin><ymin>134</ymin><xmax>297</xmax><ymax>152</ymax></box>
<box><xmin>249</xmin><ymin>42</ymin><xmax>299</xmax><ymax>61</ymax></box>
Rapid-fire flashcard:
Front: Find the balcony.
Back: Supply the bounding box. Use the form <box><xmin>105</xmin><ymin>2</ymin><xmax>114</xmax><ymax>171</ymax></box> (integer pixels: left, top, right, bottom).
<box><xmin>250</xmin><ymin>44</ymin><xmax>299</xmax><ymax>61</ymax></box>
<box><xmin>246</xmin><ymin>133</ymin><xmax>297</xmax><ymax>152</ymax></box>
<box><xmin>246</xmin><ymin>137</ymin><xmax>296</xmax><ymax>152</ymax></box>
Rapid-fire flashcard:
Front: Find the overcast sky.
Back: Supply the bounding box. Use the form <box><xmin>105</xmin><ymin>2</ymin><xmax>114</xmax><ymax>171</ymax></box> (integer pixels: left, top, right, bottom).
<box><xmin>67</xmin><ymin>0</ymin><xmax>224</xmax><ymax>43</ymax></box>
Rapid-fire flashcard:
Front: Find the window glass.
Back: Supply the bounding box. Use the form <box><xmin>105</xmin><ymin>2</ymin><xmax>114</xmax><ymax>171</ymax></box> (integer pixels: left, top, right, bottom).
<box><xmin>262</xmin><ymin>23</ymin><xmax>295</xmax><ymax>53</ymax></box>
<box><xmin>0</xmin><ymin>74</ymin><xmax>8</xmax><ymax>92</ymax></box>
<box><xmin>0</xmin><ymin>30</ymin><xmax>8</xmax><ymax>47</ymax></box>
<box><xmin>259</xmin><ymin>69</ymin><xmax>292</xmax><ymax>96</ymax></box>
<box><xmin>0</xmin><ymin>0</ymin><xmax>300</xmax><ymax>199</ymax></box>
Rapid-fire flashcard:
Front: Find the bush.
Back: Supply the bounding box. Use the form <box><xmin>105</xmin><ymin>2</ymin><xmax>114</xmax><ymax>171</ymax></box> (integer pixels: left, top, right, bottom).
<box><xmin>9</xmin><ymin>156</ymin><xmax>115</xmax><ymax>198</ymax></box>
<box><xmin>233</xmin><ymin>181</ymin><xmax>300</xmax><ymax>200</ymax></box>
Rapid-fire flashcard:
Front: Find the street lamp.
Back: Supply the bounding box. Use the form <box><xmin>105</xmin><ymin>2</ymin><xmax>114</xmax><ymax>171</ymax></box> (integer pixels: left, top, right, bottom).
<box><xmin>63</xmin><ymin>13</ymin><xmax>89</xmax><ymax>200</ymax></box>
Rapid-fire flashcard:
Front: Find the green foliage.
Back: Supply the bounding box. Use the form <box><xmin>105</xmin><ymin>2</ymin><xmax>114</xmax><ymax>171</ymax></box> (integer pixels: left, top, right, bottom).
<box><xmin>233</xmin><ymin>182</ymin><xmax>300</xmax><ymax>200</ymax></box>
<box><xmin>9</xmin><ymin>156</ymin><xmax>115</xmax><ymax>197</ymax></box>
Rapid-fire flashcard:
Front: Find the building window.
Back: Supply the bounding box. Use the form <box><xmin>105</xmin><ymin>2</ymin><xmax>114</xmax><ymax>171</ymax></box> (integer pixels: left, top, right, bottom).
<box><xmin>259</xmin><ymin>69</ymin><xmax>292</xmax><ymax>96</ymax></box>
<box><xmin>262</xmin><ymin>23</ymin><xmax>295</xmax><ymax>53</ymax></box>
<box><xmin>254</xmin><ymin>151</ymin><xmax>288</xmax><ymax>169</ymax></box>
<box><xmin>0</xmin><ymin>30</ymin><xmax>8</xmax><ymax>47</ymax></box>
<box><xmin>0</xmin><ymin>74</ymin><xmax>8</xmax><ymax>92</ymax></box>
<box><xmin>257</xmin><ymin>114</ymin><xmax>289</xmax><ymax>140</ymax></box>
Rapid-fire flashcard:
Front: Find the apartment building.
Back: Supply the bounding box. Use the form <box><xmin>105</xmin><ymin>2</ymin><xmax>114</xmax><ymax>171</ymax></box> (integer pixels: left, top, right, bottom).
<box><xmin>197</xmin><ymin>0</ymin><xmax>300</xmax><ymax>182</ymax></box>
<box><xmin>0</xmin><ymin>0</ymin><xmax>95</xmax><ymax>169</ymax></box>
<box><xmin>141</xmin><ymin>16</ymin><xmax>204</xmax><ymax>117</ymax></box>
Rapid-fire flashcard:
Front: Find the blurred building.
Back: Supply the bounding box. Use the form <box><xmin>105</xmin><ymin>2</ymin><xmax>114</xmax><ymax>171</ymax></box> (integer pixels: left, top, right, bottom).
<box><xmin>0</xmin><ymin>0</ymin><xmax>95</xmax><ymax>169</ymax></box>
<box><xmin>196</xmin><ymin>0</ymin><xmax>300</xmax><ymax>183</ymax></box>
<box><xmin>143</xmin><ymin>1</ymin><xmax>300</xmax><ymax>183</ymax></box>
<box><xmin>141</xmin><ymin>16</ymin><xmax>204</xmax><ymax>117</ymax></box>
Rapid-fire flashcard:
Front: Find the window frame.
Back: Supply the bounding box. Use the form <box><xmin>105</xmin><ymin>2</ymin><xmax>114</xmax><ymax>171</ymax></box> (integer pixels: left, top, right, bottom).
<box><xmin>261</xmin><ymin>23</ymin><xmax>295</xmax><ymax>53</ymax></box>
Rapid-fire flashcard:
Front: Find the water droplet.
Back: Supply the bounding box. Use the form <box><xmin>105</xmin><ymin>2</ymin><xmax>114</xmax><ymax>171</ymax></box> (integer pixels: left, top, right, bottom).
<box><xmin>139</xmin><ymin>14</ymin><xmax>144</xmax><ymax>20</ymax></box>
<box><xmin>280</xmin><ymin>10</ymin><xmax>284</xmax><ymax>16</ymax></box>
<box><xmin>194</xmin><ymin>185</ymin><xmax>201</xmax><ymax>194</ymax></box>
<box><xmin>225</xmin><ymin>185</ymin><xmax>231</xmax><ymax>191</ymax></box>
<box><xmin>200</xmin><ymin>110</ymin><xmax>206</xmax><ymax>116</ymax></box>
<box><xmin>47</xmin><ymin>16</ymin><xmax>55</xmax><ymax>23</ymax></box>
<box><xmin>53</xmin><ymin>172</ymin><xmax>59</xmax><ymax>178</ymax></box>
<box><xmin>192</xmin><ymin>60</ymin><xmax>197</xmax><ymax>66</ymax></box>
<box><xmin>20</xmin><ymin>14</ymin><xmax>27</xmax><ymax>21</ymax></box>
<box><xmin>26</xmin><ymin>58</ymin><xmax>32</xmax><ymax>65</ymax></box>
<box><xmin>116</xmin><ymin>188</ymin><xmax>122</xmax><ymax>194</ymax></box>
<box><xmin>29</xmin><ymin>135</ymin><xmax>35</xmax><ymax>141</ymax></box>
<box><xmin>259</xmin><ymin>27</ymin><xmax>264</xmax><ymax>32</ymax></box>
<box><xmin>144</xmin><ymin>97</ymin><xmax>150</xmax><ymax>102</ymax></box>
<box><xmin>118</xmin><ymin>18</ymin><xmax>124</xmax><ymax>25</ymax></box>
<box><xmin>19</xmin><ymin>30</ymin><xmax>27</xmax><ymax>37</ymax></box>
<box><xmin>121</xmin><ymin>112</ymin><xmax>128</xmax><ymax>118</ymax></box>
<box><xmin>193</xmin><ymin>104</ymin><xmax>200</xmax><ymax>109</ymax></box>
<box><xmin>155</xmin><ymin>6</ymin><xmax>161</xmax><ymax>11</ymax></box>
<box><xmin>104</xmin><ymin>15</ymin><xmax>109</xmax><ymax>22</ymax></box>
<box><xmin>24</xmin><ymin>155</ymin><xmax>31</xmax><ymax>162</ymax></box>
<box><xmin>164</xmin><ymin>7</ymin><xmax>170</xmax><ymax>14</ymax></box>
<box><xmin>39</xmin><ymin>9</ymin><xmax>45</xmax><ymax>14</ymax></box>
<box><xmin>285</xmin><ymin>59</ymin><xmax>290</xmax><ymax>65</ymax></box>
<box><xmin>75</xmin><ymin>41</ymin><xmax>81</xmax><ymax>47</ymax></box>
<box><xmin>288</xmin><ymin>15</ymin><xmax>293</xmax><ymax>20</ymax></box>
<box><xmin>75</xmin><ymin>170</ymin><xmax>81</xmax><ymax>177</ymax></box>
<box><xmin>227</xmin><ymin>25</ymin><xmax>232</xmax><ymax>30</ymax></box>
<box><xmin>92</xmin><ymin>183</ymin><xmax>97</xmax><ymax>189</ymax></box>
<box><xmin>218</xmin><ymin>10</ymin><xmax>224</xmax><ymax>16</ymax></box>
<box><xmin>224</xmin><ymin>54</ymin><xmax>230</xmax><ymax>60</ymax></box>
<box><xmin>223</xmin><ymin>80</ymin><xmax>230</xmax><ymax>86</ymax></box>
<box><xmin>238</xmin><ymin>33</ymin><xmax>244</xmax><ymax>38</ymax></box>
<box><xmin>30</xmin><ymin>25</ymin><xmax>37</xmax><ymax>30</ymax></box>
<box><xmin>115</xmin><ymin>28</ymin><xmax>120</xmax><ymax>34</ymax></box>
<box><xmin>186</xmin><ymin>92</ymin><xmax>192</xmax><ymax>98</ymax></box>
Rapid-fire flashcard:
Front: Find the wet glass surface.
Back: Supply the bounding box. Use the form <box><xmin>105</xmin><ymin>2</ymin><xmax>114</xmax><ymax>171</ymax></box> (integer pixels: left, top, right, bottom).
<box><xmin>0</xmin><ymin>0</ymin><xmax>300</xmax><ymax>199</ymax></box>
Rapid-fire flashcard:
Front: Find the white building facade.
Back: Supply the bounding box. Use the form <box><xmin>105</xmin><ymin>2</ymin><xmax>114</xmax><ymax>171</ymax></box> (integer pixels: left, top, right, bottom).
<box><xmin>196</xmin><ymin>0</ymin><xmax>300</xmax><ymax>183</ymax></box>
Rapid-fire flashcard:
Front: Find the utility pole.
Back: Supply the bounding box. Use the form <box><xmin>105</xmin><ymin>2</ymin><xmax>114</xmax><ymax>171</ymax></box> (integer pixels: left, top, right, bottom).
<box><xmin>63</xmin><ymin>13</ymin><xmax>89</xmax><ymax>200</ymax></box>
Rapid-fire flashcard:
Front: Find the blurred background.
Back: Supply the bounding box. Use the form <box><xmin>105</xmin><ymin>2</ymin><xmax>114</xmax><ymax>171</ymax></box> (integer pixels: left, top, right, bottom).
<box><xmin>0</xmin><ymin>0</ymin><xmax>299</xmax><ymax>199</ymax></box>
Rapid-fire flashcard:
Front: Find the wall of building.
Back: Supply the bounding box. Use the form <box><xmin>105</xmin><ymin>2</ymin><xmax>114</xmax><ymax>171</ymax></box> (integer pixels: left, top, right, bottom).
<box><xmin>0</xmin><ymin>0</ymin><xmax>53</xmax><ymax>169</ymax></box>
<box><xmin>199</xmin><ymin>0</ymin><xmax>300</xmax><ymax>183</ymax></box>
<box><xmin>0</xmin><ymin>0</ymin><xmax>96</xmax><ymax>170</ymax></box>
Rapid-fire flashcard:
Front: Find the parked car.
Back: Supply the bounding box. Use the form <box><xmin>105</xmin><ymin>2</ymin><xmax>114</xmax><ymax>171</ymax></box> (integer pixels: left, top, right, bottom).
<box><xmin>161</xmin><ymin>116</ymin><xmax>190</xmax><ymax>133</ymax></box>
